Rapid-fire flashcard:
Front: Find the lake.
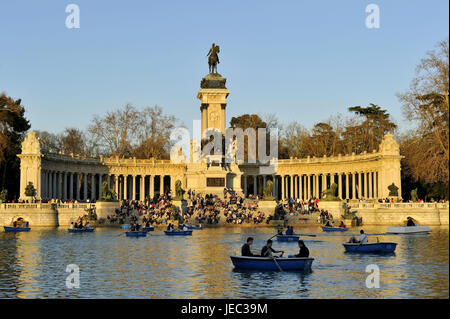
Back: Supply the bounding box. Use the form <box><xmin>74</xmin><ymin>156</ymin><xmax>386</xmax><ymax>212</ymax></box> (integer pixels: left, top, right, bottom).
<box><xmin>0</xmin><ymin>226</ymin><xmax>448</xmax><ymax>298</ymax></box>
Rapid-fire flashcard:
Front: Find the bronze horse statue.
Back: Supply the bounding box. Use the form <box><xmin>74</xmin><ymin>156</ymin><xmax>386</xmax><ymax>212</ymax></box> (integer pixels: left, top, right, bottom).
<box><xmin>207</xmin><ymin>43</ymin><xmax>220</xmax><ymax>74</ymax></box>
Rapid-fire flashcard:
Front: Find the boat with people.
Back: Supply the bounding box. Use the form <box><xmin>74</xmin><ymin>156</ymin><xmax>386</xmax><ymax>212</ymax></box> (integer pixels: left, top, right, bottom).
<box><xmin>386</xmin><ymin>226</ymin><xmax>431</xmax><ymax>234</ymax></box>
<box><xmin>164</xmin><ymin>230</ymin><xmax>193</xmax><ymax>236</ymax></box>
<box><xmin>184</xmin><ymin>224</ymin><xmax>202</xmax><ymax>230</ymax></box>
<box><xmin>343</xmin><ymin>242</ymin><xmax>397</xmax><ymax>253</ymax></box>
<box><xmin>125</xmin><ymin>231</ymin><xmax>147</xmax><ymax>237</ymax></box>
<box><xmin>276</xmin><ymin>234</ymin><xmax>300</xmax><ymax>242</ymax></box>
<box><xmin>322</xmin><ymin>226</ymin><xmax>348</xmax><ymax>232</ymax></box>
<box><xmin>230</xmin><ymin>255</ymin><xmax>314</xmax><ymax>271</ymax></box>
<box><xmin>68</xmin><ymin>228</ymin><xmax>95</xmax><ymax>233</ymax></box>
<box><xmin>4</xmin><ymin>226</ymin><xmax>31</xmax><ymax>232</ymax></box>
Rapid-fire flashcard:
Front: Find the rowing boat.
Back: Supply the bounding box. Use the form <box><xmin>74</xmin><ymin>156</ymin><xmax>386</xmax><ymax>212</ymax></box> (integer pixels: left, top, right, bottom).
<box><xmin>322</xmin><ymin>226</ymin><xmax>348</xmax><ymax>232</ymax></box>
<box><xmin>4</xmin><ymin>226</ymin><xmax>30</xmax><ymax>232</ymax></box>
<box><xmin>386</xmin><ymin>226</ymin><xmax>431</xmax><ymax>234</ymax></box>
<box><xmin>68</xmin><ymin>228</ymin><xmax>94</xmax><ymax>233</ymax></box>
<box><xmin>164</xmin><ymin>230</ymin><xmax>192</xmax><ymax>236</ymax></box>
<box><xmin>276</xmin><ymin>234</ymin><xmax>299</xmax><ymax>242</ymax></box>
<box><xmin>230</xmin><ymin>256</ymin><xmax>314</xmax><ymax>271</ymax></box>
<box><xmin>343</xmin><ymin>242</ymin><xmax>397</xmax><ymax>253</ymax></box>
<box><xmin>125</xmin><ymin>231</ymin><xmax>147</xmax><ymax>237</ymax></box>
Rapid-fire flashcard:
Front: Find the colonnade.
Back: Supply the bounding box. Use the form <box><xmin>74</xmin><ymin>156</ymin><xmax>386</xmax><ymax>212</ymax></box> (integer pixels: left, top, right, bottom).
<box><xmin>242</xmin><ymin>171</ymin><xmax>381</xmax><ymax>201</ymax></box>
<box><xmin>40</xmin><ymin>170</ymin><xmax>175</xmax><ymax>201</ymax></box>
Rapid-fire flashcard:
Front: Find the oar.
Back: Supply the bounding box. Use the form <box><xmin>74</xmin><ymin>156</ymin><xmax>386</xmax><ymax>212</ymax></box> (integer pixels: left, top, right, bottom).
<box><xmin>272</xmin><ymin>255</ymin><xmax>283</xmax><ymax>272</ymax></box>
<box><xmin>295</xmin><ymin>233</ymin><xmax>316</xmax><ymax>237</ymax></box>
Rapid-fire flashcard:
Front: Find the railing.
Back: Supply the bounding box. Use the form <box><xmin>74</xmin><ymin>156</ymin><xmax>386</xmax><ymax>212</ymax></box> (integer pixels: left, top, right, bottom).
<box><xmin>349</xmin><ymin>202</ymin><xmax>448</xmax><ymax>209</ymax></box>
<box><xmin>0</xmin><ymin>203</ymin><xmax>95</xmax><ymax>210</ymax></box>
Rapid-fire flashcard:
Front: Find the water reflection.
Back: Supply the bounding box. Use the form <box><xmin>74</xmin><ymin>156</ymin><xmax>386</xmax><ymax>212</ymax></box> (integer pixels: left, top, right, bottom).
<box><xmin>0</xmin><ymin>226</ymin><xmax>447</xmax><ymax>298</ymax></box>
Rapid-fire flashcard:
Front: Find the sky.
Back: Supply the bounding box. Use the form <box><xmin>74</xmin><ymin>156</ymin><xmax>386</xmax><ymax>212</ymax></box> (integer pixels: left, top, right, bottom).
<box><xmin>0</xmin><ymin>0</ymin><xmax>448</xmax><ymax>135</ymax></box>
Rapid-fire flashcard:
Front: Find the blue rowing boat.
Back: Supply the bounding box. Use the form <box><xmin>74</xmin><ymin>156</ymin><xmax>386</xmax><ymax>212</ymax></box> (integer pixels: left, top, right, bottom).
<box><xmin>121</xmin><ymin>225</ymin><xmax>130</xmax><ymax>229</ymax></box>
<box><xmin>143</xmin><ymin>226</ymin><xmax>154</xmax><ymax>232</ymax></box>
<box><xmin>276</xmin><ymin>235</ymin><xmax>299</xmax><ymax>242</ymax></box>
<box><xmin>343</xmin><ymin>242</ymin><xmax>397</xmax><ymax>253</ymax></box>
<box><xmin>164</xmin><ymin>230</ymin><xmax>192</xmax><ymax>236</ymax></box>
<box><xmin>125</xmin><ymin>231</ymin><xmax>147</xmax><ymax>237</ymax></box>
<box><xmin>322</xmin><ymin>226</ymin><xmax>348</xmax><ymax>232</ymax></box>
<box><xmin>230</xmin><ymin>256</ymin><xmax>314</xmax><ymax>271</ymax></box>
<box><xmin>68</xmin><ymin>228</ymin><xmax>94</xmax><ymax>233</ymax></box>
<box><xmin>4</xmin><ymin>226</ymin><xmax>30</xmax><ymax>232</ymax></box>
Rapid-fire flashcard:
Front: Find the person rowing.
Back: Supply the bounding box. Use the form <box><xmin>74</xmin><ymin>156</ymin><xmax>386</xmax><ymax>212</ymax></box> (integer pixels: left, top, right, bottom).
<box><xmin>241</xmin><ymin>237</ymin><xmax>255</xmax><ymax>256</ymax></box>
<box><xmin>167</xmin><ymin>223</ymin><xmax>175</xmax><ymax>232</ymax></box>
<box><xmin>349</xmin><ymin>229</ymin><xmax>368</xmax><ymax>244</ymax></box>
<box><xmin>285</xmin><ymin>226</ymin><xmax>294</xmax><ymax>235</ymax></box>
<box><xmin>261</xmin><ymin>239</ymin><xmax>284</xmax><ymax>258</ymax></box>
<box><xmin>294</xmin><ymin>240</ymin><xmax>309</xmax><ymax>257</ymax></box>
<box><xmin>339</xmin><ymin>221</ymin><xmax>346</xmax><ymax>228</ymax></box>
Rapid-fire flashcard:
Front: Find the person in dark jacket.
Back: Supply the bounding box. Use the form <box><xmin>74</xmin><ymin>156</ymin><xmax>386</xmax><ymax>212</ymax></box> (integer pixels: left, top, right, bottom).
<box><xmin>241</xmin><ymin>237</ymin><xmax>255</xmax><ymax>256</ymax></box>
<box><xmin>295</xmin><ymin>240</ymin><xmax>310</xmax><ymax>257</ymax></box>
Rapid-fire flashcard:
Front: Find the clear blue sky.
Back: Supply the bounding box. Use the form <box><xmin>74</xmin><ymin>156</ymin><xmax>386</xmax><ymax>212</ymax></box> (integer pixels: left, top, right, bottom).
<box><xmin>0</xmin><ymin>0</ymin><xmax>448</xmax><ymax>134</ymax></box>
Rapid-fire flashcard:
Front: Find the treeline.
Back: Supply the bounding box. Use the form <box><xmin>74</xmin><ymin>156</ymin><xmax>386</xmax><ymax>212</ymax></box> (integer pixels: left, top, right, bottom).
<box><xmin>1</xmin><ymin>39</ymin><xmax>448</xmax><ymax>201</ymax></box>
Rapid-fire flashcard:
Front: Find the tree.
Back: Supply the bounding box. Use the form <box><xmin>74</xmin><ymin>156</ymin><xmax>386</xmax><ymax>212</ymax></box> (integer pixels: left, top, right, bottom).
<box><xmin>343</xmin><ymin>104</ymin><xmax>397</xmax><ymax>153</ymax></box>
<box><xmin>88</xmin><ymin>104</ymin><xmax>142</xmax><ymax>157</ymax></box>
<box><xmin>230</xmin><ymin>114</ymin><xmax>268</xmax><ymax>162</ymax></box>
<box><xmin>281</xmin><ymin>121</ymin><xmax>309</xmax><ymax>158</ymax></box>
<box><xmin>35</xmin><ymin>130</ymin><xmax>61</xmax><ymax>153</ymax></box>
<box><xmin>59</xmin><ymin>128</ymin><xmax>86</xmax><ymax>155</ymax></box>
<box><xmin>0</xmin><ymin>93</ymin><xmax>30</xmax><ymax>200</ymax></box>
<box><xmin>397</xmin><ymin>38</ymin><xmax>449</xmax><ymax>184</ymax></box>
<box><xmin>133</xmin><ymin>106</ymin><xmax>177</xmax><ymax>159</ymax></box>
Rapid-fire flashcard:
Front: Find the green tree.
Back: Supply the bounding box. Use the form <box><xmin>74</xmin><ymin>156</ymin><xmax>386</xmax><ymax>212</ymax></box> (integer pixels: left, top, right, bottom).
<box><xmin>0</xmin><ymin>93</ymin><xmax>30</xmax><ymax>200</ymax></box>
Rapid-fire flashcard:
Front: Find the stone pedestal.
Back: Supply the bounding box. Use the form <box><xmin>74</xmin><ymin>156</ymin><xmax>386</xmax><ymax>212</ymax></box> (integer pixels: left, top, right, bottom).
<box><xmin>95</xmin><ymin>201</ymin><xmax>120</xmax><ymax>220</ymax></box>
<box><xmin>318</xmin><ymin>201</ymin><xmax>343</xmax><ymax>219</ymax></box>
<box><xmin>258</xmin><ymin>200</ymin><xmax>277</xmax><ymax>216</ymax></box>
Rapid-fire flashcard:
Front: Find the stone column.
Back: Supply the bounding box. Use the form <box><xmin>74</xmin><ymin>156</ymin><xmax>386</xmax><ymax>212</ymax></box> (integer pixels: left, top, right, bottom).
<box><xmin>52</xmin><ymin>172</ymin><xmax>56</xmax><ymax>199</ymax></box>
<box><xmin>123</xmin><ymin>175</ymin><xmax>128</xmax><ymax>200</ymax></box>
<box><xmin>345</xmin><ymin>173</ymin><xmax>349</xmax><ymax>200</ymax></box>
<box><xmin>316</xmin><ymin>175</ymin><xmax>320</xmax><ymax>198</ymax></box>
<box><xmin>159</xmin><ymin>175</ymin><xmax>164</xmax><ymax>195</ymax></box>
<box><xmin>358</xmin><ymin>172</ymin><xmax>362</xmax><ymax>199</ymax></box>
<box><xmin>114</xmin><ymin>175</ymin><xmax>118</xmax><ymax>199</ymax></box>
<box><xmin>91</xmin><ymin>174</ymin><xmax>96</xmax><ymax>200</ymax></box>
<box><xmin>140</xmin><ymin>175</ymin><xmax>145</xmax><ymax>201</ymax></box>
<box><xmin>83</xmin><ymin>173</ymin><xmax>87</xmax><ymax>201</ymax></box>
<box><xmin>69</xmin><ymin>173</ymin><xmax>73</xmax><ymax>200</ymax></box>
<box><xmin>253</xmin><ymin>176</ymin><xmax>257</xmax><ymax>196</ymax></box>
<box><xmin>76</xmin><ymin>173</ymin><xmax>80</xmax><ymax>201</ymax></box>
<box><xmin>149</xmin><ymin>175</ymin><xmax>154</xmax><ymax>198</ymax></box>
<box><xmin>132</xmin><ymin>175</ymin><xmax>136</xmax><ymax>200</ymax></box>
<box><xmin>263</xmin><ymin>175</ymin><xmax>267</xmax><ymax>191</ymax></box>
<box><xmin>280</xmin><ymin>175</ymin><xmax>285</xmax><ymax>200</ymax></box>
<box><xmin>338</xmin><ymin>173</ymin><xmax>343</xmax><ymax>199</ymax></box>
<box><xmin>321</xmin><ymin>174</ymin><xmax>326</xmax><ymax>198</ymax></box>
<box><xmin>364</xmin><ymin>172</ymin><xmax>368</xmax><ymax>199</ymax></box>
<box><xmin>352</xmin><ymin>173</ymin><xmax>356</xmax><ymax>200</ymax></box>
<box><xmin>98</xmin><ymin>174</ymin><xmax>102</xmax><ymax>199</ymax></box>
<box><xmin>244</xmin><ymin>176</ymin><xmax>248</xmax><ymax>197</ymax></box>
<box><xmin>298</xmin><ymin>175</ymin><xmax>303</xmax><ymax>200</ymax></box>
<box><xmin>63</xmin><ymin>172</ymin><xmax>67</xmax><ymax>200</ymax></box>
<box><xmin>368</xmin><ymin>171</ymin><xmax>373</xmax><ymax>199</ymax></box>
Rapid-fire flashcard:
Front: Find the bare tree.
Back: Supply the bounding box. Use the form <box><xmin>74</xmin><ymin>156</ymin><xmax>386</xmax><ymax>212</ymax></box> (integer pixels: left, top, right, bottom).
<box><xmin>397</xmin><ymin>38</ymin><xmax>449</xmax><ymax>183</ymax></box>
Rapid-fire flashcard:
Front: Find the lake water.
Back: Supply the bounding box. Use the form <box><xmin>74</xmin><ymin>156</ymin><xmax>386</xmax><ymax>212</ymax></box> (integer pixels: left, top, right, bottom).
<box><xmin>0</xmin><ymin>226</ymin><xmax>448</xmax><ymax>298</ymax></box>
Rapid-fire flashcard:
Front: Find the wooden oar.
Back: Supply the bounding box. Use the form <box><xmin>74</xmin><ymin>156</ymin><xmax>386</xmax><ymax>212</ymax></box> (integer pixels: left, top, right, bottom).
<box><xmin>295</xmin><ymin>233</ymin><xmax>316</xmax><ymax>237</ymax></box>
<box><xmin>272</xmin><ymin>255</ymin><xmax>283</xmax><ymax>272</ymax></box>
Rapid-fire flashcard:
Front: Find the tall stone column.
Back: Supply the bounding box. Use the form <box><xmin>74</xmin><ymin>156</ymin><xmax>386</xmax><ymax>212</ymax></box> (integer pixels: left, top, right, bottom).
<box><xmin>352</xmin><ymin>173</ymin><xmax>356</xmax><ymax>200</ymax></box>
<box><xmin>91</xmin><ymin>174</ymin><xmax>96</xmax><ymax>200</ymax></box>
<box><xmin>149</xmin><ymin>175</ymin><xmax>154</xmax><ymax>198</ymax></box>
<box><xmin>132</xmin><ymin>175</ymin><xmax>136</xmax><ymax>200</ymax></box>
<box><xmin>76</xmin><ymin>173</ymin><xmax>80</xmax><ymax>201</ymax></box>
<box><xmin>140</xmin><ymin>175</ymin><xmax>145</xmax><ymax>201</ymax></box>
<box><xmin>345</xmin><ymin>173</ymin><xmax>349</xmax><ymax>200</ymax></box>
<box><xmin>63</xmin><ymin>172</ymin><xmax>67</xmax><ymax>200</ymax></box>
<box><xmin>83</xmin><ymin>173</ymin><xmax>87</xmax><ymax>201</ymax></box>
<box><xmin>358</xmin><ymin>172</ymin><xmax>362</xmax><ymax>199</ymax></box>
<box><xmin>364</xmin><ymin>172</ymin><xmax>368</xmax><ymax>199</ymax></box>
<box><xmin>244</xmin><ymin>176</ymin><xmax>248</xmax><ymax>197</ymax></box>
<box><xmin>280</xmin><ymin>175</ymin><xmax>285</xmax><ymax>200</ymax></box>
<box><xmin>321</xmin><ymin>174</ymin><xmax>326</xmax><ymax>198</ymax></box>
<box><xmin>123</xmin><ymin>175</ymin><xmax>128</xmax><ymax>200</ymax></box>
<box><xmin>298</xmin><ymin>175</ymin><xmax>303</xmax><ymax>200</ymax></box>
<box><xmin>338</xmin><ymin>173</ymin><xmax>343</xmax><ymax>199</ymax></box>
<box><xmin>368</xmin><ymin>171</ymin><xmax>373</xmax><ymax>199</ymax></box>
<box><xmin>114</xmin><ymin>175</ymin><xmax>119</xmax><ymax>199</ymax></box>
<box><xmin>159</xmin><ymin>175</ymin><xmax>164</xmax><ymax>195</ymax></box>
<box><xmin>253</xmin><ymin>175</ymin><xmax>257</xmax><ymax>196</ymax></box>
<box><xmin>263</xmin><ymin>175</ymin><xmax>267</xmax><ymax>191</ymax></box>
<box><xmin>69</xmin><ymin>173</ymin><xmax>73</xmax><ymax>200</ymax></box>
<box><xmin>98</xmin><ymin>174</ymin><xmax>102</xmax><ymax>199</ymax></box>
